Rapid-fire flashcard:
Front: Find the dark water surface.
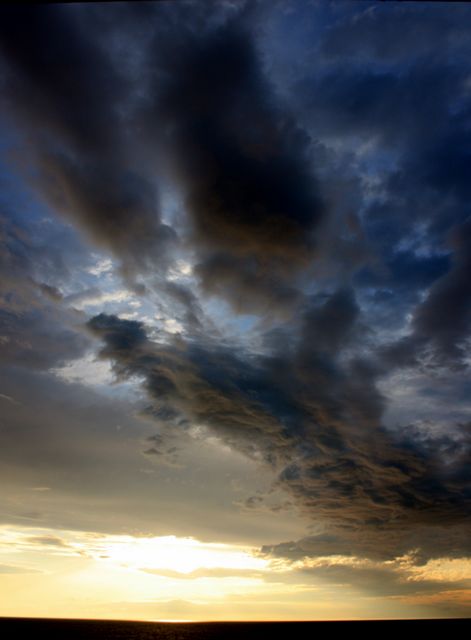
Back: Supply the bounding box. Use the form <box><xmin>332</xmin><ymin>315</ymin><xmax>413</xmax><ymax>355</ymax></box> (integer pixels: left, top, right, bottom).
<box><xmin>0</xmin><ymin>618</ymin><xmax>469</xmax><ymax>639</ymax></box>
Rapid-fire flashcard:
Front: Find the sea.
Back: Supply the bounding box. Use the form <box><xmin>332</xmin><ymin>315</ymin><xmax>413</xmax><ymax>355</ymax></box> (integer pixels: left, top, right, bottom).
<box><xmin>0</xmin><ymin>618</ymin><xmax>469</xmax><ymax>639</ymax></box>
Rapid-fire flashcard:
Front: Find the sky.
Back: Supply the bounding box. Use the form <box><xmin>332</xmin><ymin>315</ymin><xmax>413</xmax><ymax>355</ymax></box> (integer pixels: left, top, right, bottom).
<box><xmin>0</xmin><ymin>0</ymin><xmax>470</xmax><ymax>622</ymax></box>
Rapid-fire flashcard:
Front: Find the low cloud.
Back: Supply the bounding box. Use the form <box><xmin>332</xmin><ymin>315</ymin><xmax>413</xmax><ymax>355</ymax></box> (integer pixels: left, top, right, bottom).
<box><xmin>88</xmin><ymin>311</ymin><xmax>471</xmax><ymax>563</ymax></box>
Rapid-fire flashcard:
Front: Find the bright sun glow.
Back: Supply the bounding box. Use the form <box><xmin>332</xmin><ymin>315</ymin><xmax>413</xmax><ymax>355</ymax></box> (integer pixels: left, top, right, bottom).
<box><xmin>0</xmin><ymin>526</ymin><xmax>269</xmax><ymax>575</ymax></box>
<box><xmin>91</xmin><ymin>535</ymin><xmax>269</xmax><ymax>573</ymax></box>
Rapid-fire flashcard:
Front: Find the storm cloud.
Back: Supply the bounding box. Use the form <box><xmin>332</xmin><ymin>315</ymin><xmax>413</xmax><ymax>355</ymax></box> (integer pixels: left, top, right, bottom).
<box><xmin>145</xmin><ymin>12</ymin><xmax>325</xmax><ymax>312</ymax></box>
<box><xmin>0</xmin><ymin>4</ymin><xmax>176</xmax><ymax>278</ymax></box>
<box><xmin>0</xmin><ymin>2</ymin><xmax>325</xmax><ymax>310</ymax></box>
<box><xmin>88</xmin><ymin>310</ymin><xmax>471</xmax><ymax>562</ymax></box>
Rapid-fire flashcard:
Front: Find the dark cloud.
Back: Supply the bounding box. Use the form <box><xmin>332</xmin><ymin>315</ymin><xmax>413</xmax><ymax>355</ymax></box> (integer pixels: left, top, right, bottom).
<box><xmin>409</xmin><ymin>220</ymin><xmax>471</xmax><ymax>368</ymax></box>
<box><xmin>0</xmin><ymin>5</ymin><xmax>175</xmax><ymax>277</ymax></box>
<box><xmin>88</xmin><ymin>312</ymin><xmax>471</xmax><ymax>562</ymax></box>
<box><xmin>299</xmin><ymin>288</ymin><xmax>359</xmax><ymax>355</ymax></box>
<box><xmin>376</xmin><ymin>219</ymin><xmax>471</xmax><ymax>371</ymax></box>
<box><xmin>0</xmin><ymin>2</ymin><xmax>325</xmax><ymax>308</ymax></box>
<box><xmin>141</xmin><ymin>8</ymin><xmax>325</xmax><ymax>313</ymax></box>
<box><xmin>194</xmin><ymin>253</ymin><xmax>301</xmax><ymax>316</ymax></box>
<box><xmin>268</xmin><ymin>1</ymin><xmax>471</xmax><ymax>381</ymax></box>
<box><xmin>87</xmin><ymin>313</ymin><xmax>148</xmax><ymax>356</ymax></box>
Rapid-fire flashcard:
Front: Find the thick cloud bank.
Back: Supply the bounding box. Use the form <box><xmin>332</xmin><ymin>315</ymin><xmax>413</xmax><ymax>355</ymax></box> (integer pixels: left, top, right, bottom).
<box><xmin>88</xmin><ymin>310</ymin><xmax>470</xmax><ymax>562</ymax></box>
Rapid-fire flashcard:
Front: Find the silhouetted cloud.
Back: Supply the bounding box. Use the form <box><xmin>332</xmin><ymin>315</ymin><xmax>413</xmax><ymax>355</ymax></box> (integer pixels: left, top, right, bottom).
<box><xmin>0</xmin><ymin>5</ymin><xmax>176</xmax><ymax>277</ymax></box>
<box><xmin>138</xmin><ymin>6</ymin><xmax>325</xmax><ymax>313</ymax></box>
<box><xmin>88</xmin><ymin>312</ymin><xmax>471</xmax><ymax>562</ymax></box>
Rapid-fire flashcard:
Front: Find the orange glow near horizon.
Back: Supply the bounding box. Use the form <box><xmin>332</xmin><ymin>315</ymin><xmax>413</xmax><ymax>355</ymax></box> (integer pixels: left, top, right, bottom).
<box><xmin>0</xmin><ymin>524</ymin><xmax>469</xmax><ymax>621</ymax></box>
